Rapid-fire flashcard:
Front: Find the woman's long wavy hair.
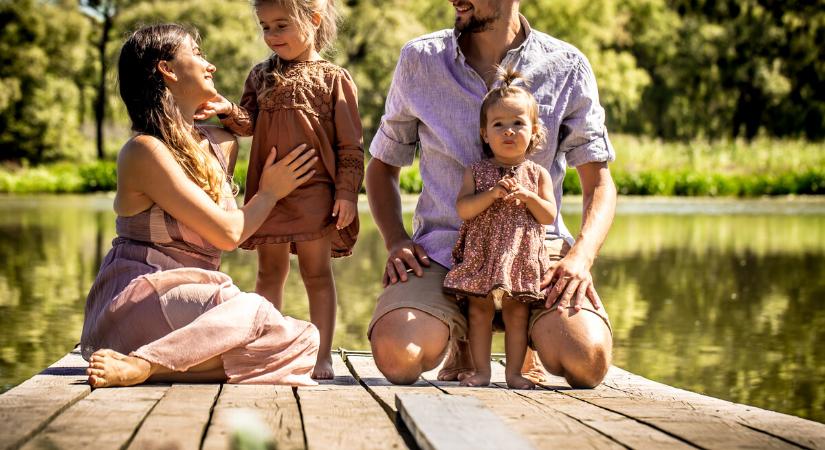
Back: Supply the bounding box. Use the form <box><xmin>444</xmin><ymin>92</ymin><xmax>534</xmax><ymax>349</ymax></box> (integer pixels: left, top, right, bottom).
<box><xmin>479</xmin><ymin>66</ymin><xmax>547</xmax><ymax>158</ymax></box>
<box><xmin>118</xmin><ymin>24</ymin><xmax>227</xmax><ymax>203</ymax></box>
<box><xmin>253</xmin><ymin>0</ymin><xmax>340</xmax><ymax>81</ymax></box>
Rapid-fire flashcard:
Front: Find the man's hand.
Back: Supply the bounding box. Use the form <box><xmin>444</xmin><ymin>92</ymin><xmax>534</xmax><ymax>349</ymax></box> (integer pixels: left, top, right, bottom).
<box><xmin>332</xmin><ymin>199</ymin><xmax>356</xmax><ymax>229</ymax></box>
<box><xmin>194</xmin><ymin>95</ymin><xmax>232</xmax><ymax>120</ymax></box>
<box><xmin>383</xmin><ymin>239</ymin><xmax>431</xmax><ymax>287</ymax></box>
<box><xmin>541</xmin><ymin>251</ymin><xmax>603</xmax><ymax>312</ymax></box>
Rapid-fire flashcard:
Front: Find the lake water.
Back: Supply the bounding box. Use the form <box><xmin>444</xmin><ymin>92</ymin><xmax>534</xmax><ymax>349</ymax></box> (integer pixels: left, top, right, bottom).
<box><xmin>1</xmin><ymin>194</ymin><xmax>823</xmax><ymax>423</ymax></box>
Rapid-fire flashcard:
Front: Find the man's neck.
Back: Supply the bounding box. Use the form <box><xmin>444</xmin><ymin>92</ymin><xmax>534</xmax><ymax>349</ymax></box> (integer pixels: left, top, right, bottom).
<box><xmin>458</xmin><ymin>10</ymin><xmax>524</xmax><ymax>87</ymax></box>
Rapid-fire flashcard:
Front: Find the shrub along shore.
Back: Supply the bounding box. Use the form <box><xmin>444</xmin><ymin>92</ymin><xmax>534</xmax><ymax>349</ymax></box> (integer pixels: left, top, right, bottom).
<box><xmin>1</xmin><ymin>136</ymin><xmax>823</xmax><ymax>196</ymax></box>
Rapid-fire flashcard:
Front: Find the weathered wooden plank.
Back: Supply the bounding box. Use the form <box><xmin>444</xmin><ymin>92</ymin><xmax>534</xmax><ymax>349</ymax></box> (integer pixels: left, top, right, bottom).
<box><xmin>599</xmin><ymin>367</ymin><xmax>825</xmax><ymax>449</ymax></box>
<box><xmin>344</xmin><ymin>354</ymin><xmax>442</xmax><ymax>415</ymax></box>
<box><xmin>21</xmin><ymin>385</ymin><xmax>167</xmax><ymax>450</ymax></box>
<box><xmin>551</xmin><ymin>368</ymin><xmax>794</xmax><ymax>449</ymax></box>
<box><xmin>509</xmin><ymin>388</ymin><xmax>695</xmax><ymax>450</ymax></box>
<box><xmin>128</xmin><ymin>384</ymin><xmax>220</xmax><ymax>450</ymax></box>
<box><xmin>0</xmin><ymin>351</ymin><xmax>90</xmax><ymax>450</ymax></box>
<box><xmin>201</xmin><ymin>384</ymin><xmax>304</xmax><ymax>450</ymax></box>
<box><xmin>396</xmin><ymin>393</ymin><xmax>535</xmax><ymax>450</ymax></box>
<box><xmin>297</xmin><ymin>353</ymin><xmax>405</xmax><ymax>450</ymax></box>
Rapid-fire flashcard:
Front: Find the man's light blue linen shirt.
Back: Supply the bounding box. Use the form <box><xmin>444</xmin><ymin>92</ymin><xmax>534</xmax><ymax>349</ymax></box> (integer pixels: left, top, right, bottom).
<box><xmin>370</xmin><ymin>16</ymin><xmax>615</xmax><ymax>268</ymax></box>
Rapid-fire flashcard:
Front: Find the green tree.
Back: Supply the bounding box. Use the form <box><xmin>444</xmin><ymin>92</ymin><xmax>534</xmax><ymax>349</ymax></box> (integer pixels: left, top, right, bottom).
<box><xmin>0</xmin><ymin>0</ymin><xmax>93</xmax><ymax>163</ymax></box>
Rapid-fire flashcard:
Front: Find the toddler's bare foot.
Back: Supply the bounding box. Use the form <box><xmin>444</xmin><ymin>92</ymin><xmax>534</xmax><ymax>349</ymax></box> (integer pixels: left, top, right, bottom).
<box><xmin>438</xmin><ymin>339</ymin><xmax>474</xmax><ymax>381</ymax></box>
<box><xmin>86</xmin><ymin>349</ymin><xmax>152</xmax><ymax>388</ymax></box>
<box><xmin>459</xmin><ymin>371</ymin><xmax>491</xmax><ymax>387</ymax></box>
<box><xmin>311</xmin><ymin>354</ymin><xmax>334</xmax><ymax>380</ymax></box>
<box><xmin>506</xmin><ymin>373</ymin><xmax>536</xmax><ymax>390</ymax></box>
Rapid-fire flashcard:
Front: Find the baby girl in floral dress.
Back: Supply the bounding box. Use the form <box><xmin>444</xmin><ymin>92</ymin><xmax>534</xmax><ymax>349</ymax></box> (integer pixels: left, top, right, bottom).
<box><xmin>443</xmin><ymin>69</ymin><xmax>557</xmax><ymax>390</ymax></box>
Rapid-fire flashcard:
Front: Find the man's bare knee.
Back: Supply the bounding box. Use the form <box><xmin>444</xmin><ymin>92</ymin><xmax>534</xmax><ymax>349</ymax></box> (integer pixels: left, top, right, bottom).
<box><xmin>369</xmin><ymin>309</ymin><xmax>449</xmax><ymax>385</ymax></box>
<box><xmin>563</xmin><ymin>343</ymin><xmax>611</xmax><ymax>388</ymax></box>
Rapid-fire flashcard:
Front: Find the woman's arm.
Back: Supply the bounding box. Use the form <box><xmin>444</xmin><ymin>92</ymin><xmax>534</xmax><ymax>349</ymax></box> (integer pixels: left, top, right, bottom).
<box><xmin>116</xmin><ymin>135</ymin><xmax>316</xmax><ymax>251</ymax></box>
<box><xmin>456</xmin><ymin>167</ymin><xmax>504</xmax><ymax>220</ymax></box>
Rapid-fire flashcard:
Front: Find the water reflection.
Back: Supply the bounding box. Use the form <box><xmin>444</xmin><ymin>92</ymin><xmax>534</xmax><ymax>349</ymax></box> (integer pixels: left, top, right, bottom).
<box><xmin>0</xmin><ymin>195</ymin><xmax>823</xmax><ymax>423</ymax></box>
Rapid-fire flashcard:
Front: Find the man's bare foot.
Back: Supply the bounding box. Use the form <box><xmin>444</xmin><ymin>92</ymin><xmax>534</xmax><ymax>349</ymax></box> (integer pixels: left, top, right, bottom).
<box><xmin>506</xmin><ymin>373</ymin><xmax>536</xmax><ymax>390</ymax></box>
<box><xmin>311</xmin><ymin>354</ymin><xmax>334</xmax><ymax>380</ymax></box>
<box><xmin>437</xmin><ymin>339</ymin><xmax>474</xmax><ymax>381</ymax></box>
<box><xmin>459</xmin><ymin>371</ymin><xmax>491</xmax><ymax>387</ymax></box>
<box><xmin>521</xmin><ymin>348</ymin><xmax>547</xmax><ymax>384</ymax></box>
<box><xmin>86</xmin><ymin>349</ymin><xmax>152</xmax><ymax>388</ymax></box>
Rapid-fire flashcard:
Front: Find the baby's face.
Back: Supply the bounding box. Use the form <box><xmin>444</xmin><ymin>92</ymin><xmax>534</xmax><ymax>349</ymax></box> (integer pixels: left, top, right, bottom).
<box><xmin>481</xmin><ymin>95</ymin><xmax>537</xmax><ymax>165</ymax></box>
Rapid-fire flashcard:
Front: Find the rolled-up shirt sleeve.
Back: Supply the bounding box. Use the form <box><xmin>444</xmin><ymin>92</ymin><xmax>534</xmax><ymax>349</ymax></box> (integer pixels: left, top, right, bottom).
<box><xmin>369</xmin><ymin>46</ymin><xmax>419</xmax><ymax>167</ymax></box>
<box><xmin>558</xmin><ymin>57</ymin><xmax>615</xmax><ymax>167</ymax></box>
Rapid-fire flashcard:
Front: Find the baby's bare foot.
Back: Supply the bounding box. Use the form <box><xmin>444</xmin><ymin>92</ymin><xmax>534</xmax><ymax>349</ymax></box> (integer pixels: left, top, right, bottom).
<box><xmin>86</xmin><ymin>349</ymin><xmax>152</xmax><ymax>388</ymax></box>
<box><xmin>311</xmin><ymin>355</ymin><xmax>334</xmax><ymax>380</ymax></box>
<box><xmin>459</xmin><ymin>372</ymin><xmax>491</xmax><ymax>387</ymax></box>
<box><xmin>506</xmin><ymin>374</ymin><xmax>536</xmax><ymax>390</ymax></box>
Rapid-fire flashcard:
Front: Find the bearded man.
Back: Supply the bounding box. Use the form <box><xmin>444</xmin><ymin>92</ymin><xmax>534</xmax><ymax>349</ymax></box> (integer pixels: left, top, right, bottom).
<box><xmin>366</xmin><ymin>0</ymin><xmax>616</xmax><ymax>387</ymax></box>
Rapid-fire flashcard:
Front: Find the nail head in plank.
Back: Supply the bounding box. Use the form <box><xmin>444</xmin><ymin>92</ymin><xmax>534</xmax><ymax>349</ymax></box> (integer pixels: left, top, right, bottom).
<box><xmin>395</xmin><ymin>393</ymin><xmax>536</xmax><ymax>450</ymax></box>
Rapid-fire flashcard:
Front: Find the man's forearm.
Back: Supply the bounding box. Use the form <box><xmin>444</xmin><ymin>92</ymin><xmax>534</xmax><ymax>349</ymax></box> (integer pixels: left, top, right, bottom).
<box><xmin>570</xmin><ymin>162</ymin><xmax>617</xmax><ymax>268</ymax></box>
<box><xmin>366</xmin><ymin>158</ymin><xmax>409</xmax><ymax>249</ymax></box>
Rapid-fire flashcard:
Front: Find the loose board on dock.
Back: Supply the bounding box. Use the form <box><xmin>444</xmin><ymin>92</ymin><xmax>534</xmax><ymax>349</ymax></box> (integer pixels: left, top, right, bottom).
<box><xmin>1</xmin><ymin>349</ymin><xmax>823</xmax><ymax>449</ymax></box>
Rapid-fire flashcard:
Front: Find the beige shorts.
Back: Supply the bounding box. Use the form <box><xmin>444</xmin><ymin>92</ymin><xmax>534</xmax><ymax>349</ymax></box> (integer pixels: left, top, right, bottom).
<box><xmin>367</xmin><ymin>239</ymin><xmax>612</xmax><ymax>343</ymax></box>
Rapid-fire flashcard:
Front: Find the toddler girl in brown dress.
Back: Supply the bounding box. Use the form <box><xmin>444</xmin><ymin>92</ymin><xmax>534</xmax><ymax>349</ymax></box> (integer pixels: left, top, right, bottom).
<box><xmin>443</xmin><ymin>69</ymin><xmax>557</xmax><ymax>389</ymax></box>
<box><xmin>196</xmin><ymin>0</ymin><xmax>362</xmax><ymax>379</ymax></box>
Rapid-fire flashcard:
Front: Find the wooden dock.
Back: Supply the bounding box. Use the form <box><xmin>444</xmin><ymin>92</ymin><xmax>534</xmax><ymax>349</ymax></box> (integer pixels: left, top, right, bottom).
<box><xmin>1</xmin><ymin>348</ymin><xmax>823</xmax><ymax>450</ymax></box>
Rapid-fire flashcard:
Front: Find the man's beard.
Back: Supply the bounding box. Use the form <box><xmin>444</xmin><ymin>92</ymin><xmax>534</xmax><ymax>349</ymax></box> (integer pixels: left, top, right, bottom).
<box><xmin>455</xmin><ymin>8</ymin><xmax>501</xmax><ymax>33</ymax></box>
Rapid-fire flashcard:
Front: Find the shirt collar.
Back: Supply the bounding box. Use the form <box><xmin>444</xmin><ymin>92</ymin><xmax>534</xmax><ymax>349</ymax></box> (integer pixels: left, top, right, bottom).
<box><xmin>451</xmin><ymin>14</ymin><xmax>534</xmax><ymax>62</ymax></box>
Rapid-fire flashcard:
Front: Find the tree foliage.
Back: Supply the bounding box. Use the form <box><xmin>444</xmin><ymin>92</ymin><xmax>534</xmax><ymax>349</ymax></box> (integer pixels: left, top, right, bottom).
<box><xmin>1</xmin><ymin>0</ymin><xmax>823</xmax><ymax>164</ymax></box>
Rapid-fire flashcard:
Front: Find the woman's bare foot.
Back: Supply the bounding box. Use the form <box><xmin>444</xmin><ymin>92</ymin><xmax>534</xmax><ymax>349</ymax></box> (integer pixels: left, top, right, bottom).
<box><xmin>437</xmin><ymin>339</ymin><xmax>474</xmax><ymax>381</ymax></box>
<box><xmin>86</xmin><ymin>349</ymin><xmax>153</xmax><ymax>388</ymax></box>
<box><xmin>459</xmin><ymin>371</ymin><xmax>491</xmax><ymax>387</ymax></box>
<box><xmin>311</xmin><ymin>354</ymin><xmax>334</xmax><ymax>380</ymax></box>
<box><xmin>506</xmin><ymin>373</ymin><xmax>536</xmax><ymax>390</ymax></box>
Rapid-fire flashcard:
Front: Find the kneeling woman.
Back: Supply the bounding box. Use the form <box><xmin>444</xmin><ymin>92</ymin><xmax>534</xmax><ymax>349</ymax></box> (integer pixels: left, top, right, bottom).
<box><xmin>82</xmin><ymin>24</ymin><xmax>320</xmax><ymax>387</ymax></box>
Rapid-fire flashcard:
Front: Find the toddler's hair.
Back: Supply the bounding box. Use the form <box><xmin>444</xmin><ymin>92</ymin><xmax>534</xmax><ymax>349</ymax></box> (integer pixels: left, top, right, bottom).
<box><xmin>253</xmin><ymin>0</ymin><xmax>339</xmax><ymax>53</ymax></box>
<box><xmin>479</xmin><ymin>66</ymin><xmax>546</xmax><ymax>158</ymax></box>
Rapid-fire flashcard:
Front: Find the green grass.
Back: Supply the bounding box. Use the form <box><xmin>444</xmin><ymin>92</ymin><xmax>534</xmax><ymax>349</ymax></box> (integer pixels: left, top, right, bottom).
<box><xmin>3</xmin><ymin>135</ymin><xmax>823</xmax><ymax>196</ymax></box>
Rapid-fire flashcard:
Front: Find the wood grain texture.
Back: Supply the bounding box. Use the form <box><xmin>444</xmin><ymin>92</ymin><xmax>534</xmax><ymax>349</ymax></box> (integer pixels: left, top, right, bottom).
<box><xmin>297</xmin><ymin>353</ymin><xmax>405</xmax><ymax>450</ymax></box>
<box><xmin>396</xmin><ymin>393</ymin><xmax>535</xmax><ymax>450</ymax></box>
<box><xmin>0</xmin><ymin>351</ymin><xmax>90</xmax><ymax>450</ymax></box>
<box><xmin>21</xmin><ymin>385</ymin><xmax>167</xmax><ymax>450</ymax></box>
<box><xmin>201</xmin><ymin>384</ymin><xmax>304</xmax><ymax>450</ymax></box>
<box><xmin>345</xmin><ymin>354</ymin><xmax>442</xmax><ymax>415</ymax></box>
<box><xmin>128</xmin><ymin>384</ymin><xmax>220</xmax><ymax>450</ymax></box>
<box><xmin>601</xmin><ymin>367</ymin><xmax>825</xmax><ymax>449</ymax></box>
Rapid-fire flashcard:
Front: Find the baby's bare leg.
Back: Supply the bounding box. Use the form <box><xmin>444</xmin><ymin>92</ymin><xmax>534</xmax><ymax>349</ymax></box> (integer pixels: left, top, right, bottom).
<box><xmin>461</xmin><ymin>296</ymin><xmax>495</xmax><ymax>387</ymax></box>
<box><xmin>295</xmin><ymin>235</ymin><xmax>336</xmax><ymax>380</ymax></box>
<box><xmin>256</xmin><ymin>243</ymin><xmax>291</xmax><ymax>310</ymax></box>
<box><xmin>502</xmin><ymin>300</ymin><xmax>535</xmax><ymax>389</ymax></box>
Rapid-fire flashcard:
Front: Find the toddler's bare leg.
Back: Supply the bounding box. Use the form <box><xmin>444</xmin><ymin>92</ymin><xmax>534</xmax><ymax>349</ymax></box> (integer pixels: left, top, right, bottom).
<box><xmin>255</xmin><ymin>243</ymin><xmax>291</xmax><ymax>310</ymax></box>
<box><xmin>295</xmin><ymin>235</ymin><xmax>336</xmax><ymax>380</ymax></box>
<box><xmin>502</xmin><ymin>300</ymin><xmax>535</xmax><ymax>389</ymax></box>
<box><xmin>460</xmin><ymin>296</ymin><xmax>495</xmax><ymax>387</ymax></box>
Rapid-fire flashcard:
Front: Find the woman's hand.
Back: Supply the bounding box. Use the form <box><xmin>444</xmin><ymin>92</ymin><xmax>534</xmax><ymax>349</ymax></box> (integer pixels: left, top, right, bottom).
<box><xmin>258</xmin><ymin>144</ymin><xmax>317</xmax><ymax>202</ymax></box>
<box><xmin>332</xmin><ymin>199</ymin><xmax>357</xmax><ymax>229</ymax></box>
<box><xmin>194</xmin><ymin>94</ymin><xmax>232</xmax><ymax>120</ymax></box>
